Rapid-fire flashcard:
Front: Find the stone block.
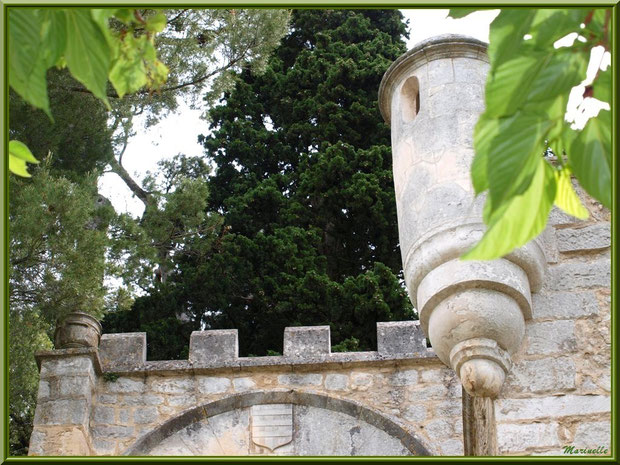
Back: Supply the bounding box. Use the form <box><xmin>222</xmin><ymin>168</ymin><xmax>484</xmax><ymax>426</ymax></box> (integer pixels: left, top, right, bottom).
<box><xmin>92</xmin><ymin>438</ymin><xmax>117</xmax><ymax>455</ymax></box>
<box><xmin>283</xmin><ymin>326</ymin><xmax>331</xmax><ymax>358</ymax></box>
<box><xmin>390</xmin><ymin>369</ymin><xmax>419</xmax><ymax>386</ymax></box>
<box><xmin>34</xmin><ymin>399</ymin><xmax>90</xmax><ymax>428</ymax></box>
<box><xmin>440</xmin><ymin>439</ymin><xmax>464</xmax><ymax>456</ymax></box>
<box><xmin>350</xmin><ymin>372</ymin><xmax>373</xmax><ymax>390</ymax></box>
<box><xmin>59</xmin><ymin>375</ymin><xmax>93</xmax><ymax>398</ymax></box>
<box><xmin>277</xmin><ymin>373</ymin><xmax>322</xmax><ymax>387</ymax></box>
<box><xmin>92</xmin><ymin>425</ymin><xmax>135</xmax><ymax>439</ymax></box>
<box><xmin>424</xmin><ymin>418</ymin><xmax>454</xmax><ymax>439</ymax></box>
<box><xmin>119</xmin><ymin>394</ymin><xmax>164</xmax><ymax>406</ymax></box>
<box><xmin>150</xmin><ymin>377</ymin><xmax>194</xmax><ymax>394</ymax></box>
<box><xmin>526</xmin><ymin>320</ymin><xmax>577</xmax><ymax>355</ymax></box>
<box><xmin>134</xmin><ymin>407</ymin><xmax>159</xmax><ymax>424</ymax></box>
<box><xmin>99</xmin><ymin>333</ymin><xmax>146</xmax><ymax>368</ymax></box>
<box><xmin>402</xmin><ymin>404</ymin><xmax>426</xmax><ymax>422</ymax></box>
<box><xmin>39</xmin><ymin>356</ymin><xmax>95</xmax><ymax>380</ymax></box>
<box><xmin>546</xmin><ymin>259</ymin><xmax>610</xmax><ymax>291</ymax></box>
<box><xmin>189</xmin><ymin>329</ymin><xmax>238</xmax><ymax>363</ymax></box>
<box><xmin>377</xmin><ymin>321</ymin><xmax>427</xmax><ymax>356</ymax></box>
<box><xmin>197</xmin><ymin>376</ymin><xmax>231</xmax><ymax>394</ymax></box>
<box><xmin>324</xmin><ymin>374</ymin><xmax>349</xmax><ymax>391</ymax></box>
<box><xmin>93</xmin><ymin>405</ymin><xmax>115</xmax><ymax>424</ymax></box>
<box><xmin>98</xmin><ymin>394</ymin><xmax>117</xmax><ymax>404</ymax></box>
<box><xmin>233</xmin><ymin>377</ymin><xmax>256</xmax><ymax>392</ymax></box>
<box><xmin>167</xmin><ymin>394</ymin><xmax>197</xmax><ymax>407</ymax></box>
<box><xmin>37</xmin><ymin>380</ymin><xmax>50</xmax><ymax>399</ymax></box>
<box><xmin>498</xmin><ymin>423</ymin><xmax>559</xmax><ymax>452</ymax></box>
<box><xmin>556</xmin><ymin>223</ymin><xmax>610</xmax><ymax>253</ymax></box>
<box><xmin>496</xmin><ymin>395</ymin><xmax>610</xmax><ymax>421</ymax></box>
<box><xmin>532</xmin><ymin>291</ymin><xmax>600</xmax><ymax>319</ymax></box>
<box><xmin>505</xmin><ymin>357</ymin><xmax>575</xmax><ymax>393</ymax></box>
<box><xmin>104</xmin><ymin>377</ymin><xmax>145</xmax><ymax>394</ymax></box>
<box><xmin>573</xmin><ymin>421</ymin><xmax>611</xmax><ymax>446</ymax></box>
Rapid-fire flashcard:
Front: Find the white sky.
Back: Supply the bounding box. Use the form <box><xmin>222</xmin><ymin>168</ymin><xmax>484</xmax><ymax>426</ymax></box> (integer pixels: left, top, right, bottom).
<box><xmin>98</xmin><ymin>8</ymin><xmax>609</xmax><ymax>217</ymax></box>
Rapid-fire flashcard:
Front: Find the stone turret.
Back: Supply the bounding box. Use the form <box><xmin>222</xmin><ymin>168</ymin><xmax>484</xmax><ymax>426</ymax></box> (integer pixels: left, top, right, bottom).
<box><xmin>378</xmin><ymin>35</ymin><xmax>546</xmax><ymax>398</ymax></box>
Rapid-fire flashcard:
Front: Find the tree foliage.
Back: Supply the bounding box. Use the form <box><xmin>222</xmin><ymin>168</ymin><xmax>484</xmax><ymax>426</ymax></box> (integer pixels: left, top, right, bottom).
<box><xmin>448</xmin><ymin>8</ymin><xmax>612</xmax><ymax>260</ymax></box>
<box><xmin>104</xmin><ymin>10</ymin><xmax>414</xmax><ymax>358</ymax></box>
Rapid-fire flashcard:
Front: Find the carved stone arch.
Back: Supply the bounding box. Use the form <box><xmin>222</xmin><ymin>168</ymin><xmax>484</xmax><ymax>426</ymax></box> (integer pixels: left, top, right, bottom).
<box><xmin>123</xmin><ymin>390</ymin><xmax>433</xmax><ymax>456</ymax></box>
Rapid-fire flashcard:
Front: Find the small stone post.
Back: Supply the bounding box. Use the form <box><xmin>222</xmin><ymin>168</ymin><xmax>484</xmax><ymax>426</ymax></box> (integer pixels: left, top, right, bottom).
<box><xmin>29</xmin><ymin>349</ymin><xmax>100</xmax><ymax>455</ymax></box>
<box><xmin>378</xmin><ymin>35</ymin><xmax>546</xmax><ymax>455</ymax></box>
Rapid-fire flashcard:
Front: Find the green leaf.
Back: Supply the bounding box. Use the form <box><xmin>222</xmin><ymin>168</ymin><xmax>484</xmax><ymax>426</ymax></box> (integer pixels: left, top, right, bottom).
<box><xmin>145</xmin><ymin>13</ymin><xmax>167</xmax><ymax>33</ymax></box>
<box><xmin>112</xmin><ymin>8</ymin><xmax>134</xmax><ymax>24</ymax></box>
<box><xmin>484</xmin><ymin>53</ymin><xmax>545</xmax><ymax>117</ymax></box>
<box><xmin>568</xmin><ymin>110</ymin><xmax>611</xmax><ymax>208</ymax></box>
<box><xmin>593</xmin><ymin>67</ymin><xmax>610</xmax><ymax>104</ymax></box>
<box><xmin>8</xmin><ymin>9</ymin><xmax>52</xmax><ymax>119</ymax></box>
<box><xmin>40</xmin><ymin>9</ymin><xmax>67</xmax><ymax>68</ymax></box>
<box><xmin>554</xmin><ymin>167</ymin><xmax>589</xmax><ymax>219</ymax></box>
<box><xmin>484</xmin><ymin>111</ymin><xmax>552</xmax><ymax>212</ymax></box>
<box><xmin>64</xmin><ymin>9</ymin><xmax>112</xmax><ymax>108</ymax></box>
<box><xmin>9</xmin><ymin>140</ymin><xmax>39</xmax><ymax>177</ymax></box>
<box><xmin>487</xmin><ymin>9</ymin><xmax>537</xmax><ymax>68</ymax></box>
<box><xmin>9</xmin><ymin>140</ymin><xmax>39</xmax><ymax>163</ymax></box>
<box><xmin>448</xmin><ymin>9</ymin><xmax>480</xmax><ymax>19</ymax></box>
<box><xmin>529</xmin><ymin>9</ymin><xmax>588</xmax><ymax>48</ymax></box>
<box><xmin>109</xmin><ymin>34</ymin><xmax>148</xmax><ymax>98</ymax></box>
<box><xmin>462</xmin><ymin>158</ymin><xmax>556</xmax><ymax>260</ymax></box>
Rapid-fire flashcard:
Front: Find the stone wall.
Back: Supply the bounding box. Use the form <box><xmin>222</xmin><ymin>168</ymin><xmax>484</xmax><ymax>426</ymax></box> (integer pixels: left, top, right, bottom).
<box><xmin>497</xmin><ymin>197</ymin><xmax>611</xmax><ymax>456</ymax></box>
<box><xmin>30</xmin><ymin>322</ymin><xmax>465</xmax><ymax>456</ymax></box>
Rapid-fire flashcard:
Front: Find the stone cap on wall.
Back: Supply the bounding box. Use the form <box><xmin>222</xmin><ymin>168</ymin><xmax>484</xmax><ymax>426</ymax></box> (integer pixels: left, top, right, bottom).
<box><xmin>35</xmin><ymin>321</ymin><xmax>435</xmax><ymax>376</ymax></box>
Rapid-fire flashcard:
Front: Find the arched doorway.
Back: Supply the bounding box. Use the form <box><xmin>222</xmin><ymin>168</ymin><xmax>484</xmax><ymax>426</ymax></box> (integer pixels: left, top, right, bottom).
<box><xmin>123</xmin><ymin>390</ymin><xmax>432</xmax><ymax>456</ymax></box>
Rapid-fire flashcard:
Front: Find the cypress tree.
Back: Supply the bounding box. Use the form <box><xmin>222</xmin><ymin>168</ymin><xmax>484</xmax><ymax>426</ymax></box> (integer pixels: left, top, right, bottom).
<box><xmin>105</xmin><ymin>9</ymin><xmax>414</xmax><ymax>358</ymax></box>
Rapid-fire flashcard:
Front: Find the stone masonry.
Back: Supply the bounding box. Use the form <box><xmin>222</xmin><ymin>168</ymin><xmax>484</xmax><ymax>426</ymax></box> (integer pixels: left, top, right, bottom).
<box><xmin>29</xmin><ymin>34</ymin><xmax>611</xmax><ymax>456</ymax></box>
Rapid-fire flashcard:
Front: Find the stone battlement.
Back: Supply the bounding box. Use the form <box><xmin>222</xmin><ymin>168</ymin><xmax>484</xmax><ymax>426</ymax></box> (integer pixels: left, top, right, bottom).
<box><xmin>37</xmin><ymin>321</ymin><xmax>434</xmax><ymax>376</ymax></box>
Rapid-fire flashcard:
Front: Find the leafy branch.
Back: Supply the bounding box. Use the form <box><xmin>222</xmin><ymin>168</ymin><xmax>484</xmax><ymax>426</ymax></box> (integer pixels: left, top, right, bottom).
<box><xmin>449</xmin><ymin>8</ymin><xmax>612</xmax><ymax>260</ymax></box>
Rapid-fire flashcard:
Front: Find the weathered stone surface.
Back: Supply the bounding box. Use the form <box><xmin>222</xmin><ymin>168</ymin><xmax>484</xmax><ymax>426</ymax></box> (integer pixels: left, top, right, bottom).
<box><xmin>546</xmin><ymin>259</ymin><xmax>610</xmax><ymax>291</ymax></box>
<box><xmin>439</xmin><ymin>438</ymin><xmax>464</xmax><ymax>456</ymax></box>
<box><xmin>92</xmin><ymin>425</ymin><xmax>135</xmax><ymax>439</ymax></box>
<box><xmin>99</xmin><ymin>333</ymin><xmax>146</xmax><ymax>368</ymax></box>
<box><xmin>34</xmin><ymin>399</ymin><xmax>90</xmax><ymax>427</ymax></box>
<box><xmin>277</xmin><ymin>373</ymin><xmax>322</xmax><ymax>387</ymax></box>
<box><xmin>324</xmin><ymin>374</ymin><xmax>349</xmax><ymax>391</ymax></box>
<box><xmin>402</xmin><ymin>405</ymin><xmax>426</xmax><ymax>422</ymax></box>
<box><xmin>504</xmin><ymin>357</ymin><xmax>575</xmax><ymax>393</ymax></box>
<box><xmin>93</xmin><ymin>405</ymin><xmax>115</xmax><ymax>424</ymax></box>
<box><xmin>532</xmin><ymin>292</ymin><xmax>600</xmax><ymax>319</ymax></box>
<box><xmin>573</xmin><ymin>421</ymin><xmax>611</xmax><ymax>446</ymax></box>
<box><xmin>134</xmin><ymin>407</ymin><xmax>159</xmax><ymax>424</ymax></box>
<box><xmin>283</xmin><ymin>326</ymin><xmax>331</xmax><ymax>358</ymax></box>
<box><xmin>526</xmin><ymin>320</ymin><xmax>577</xmax><ymax>355</ymax></box>
<box><xmin>150</xmin><ymin>377</ymin><xmax>194</xmax><ymax>394</ymax></box>
<box><xmin>92</xmin><ymin>438</ymin><xmax>116</xmax><ymax>455</ymax></box>
<box><xmin>37</xmin><ymin>381</ymin><xmax>50</xmax><ymax>399</ymax></box>
<box><xmin>556</xmin><ymin>224</ymin><xmax>610</xmax><ymax>252</ymax></box>
<box><xmin>496</xmin><ymin>395</ymin><xmax>610</xmax><ymax>421</ymax></box>
<box><xmin>233</xmin><ymin>377</ymin><xmax>256</xmax><ymax>392</ymax></box>
<box><xmin>40</xmin><ymin>356</ymin><xmax>95</xmax><ymax>379</ymax></box>
<box><xmin>296</xmin><ymin>405</ymin><xmax>412</xmax><ymax>456</ymax></box>
<box><xmin>119</xmin><ymin>394</ymin><xmax>164</xmax><ymax>406</ymax></box>
<box><xmin>59</xmin><ymin>376</ymin><xmax>92</xmax><ymax>398</ymax></box>
<box><xmin>189</xmin><ymin>329</ymin><xmax>238</xmax><ymax>363</ymax></box>
<box><xmin>497</xmin><ymin>423</ymin><xmax>559</xmax><ymax>452</ymax></box>
<box><xmin>105</xmin><ymin>377</ymin><xmax>145</xmax><ymax>394</ymax></box>
<box><xmin>377</xmin><ymin>321</ymin><xmax>427</xmax><ymax>356</ymax></box>
<box><xmin>390</xmin><ymin>369</ymin><xmax>419</xmax><ymax>386</ymax></box>
<box><xmin>197</xmin><ymin>377</ymin><xmax>231</xmax><ymax>395</ymax></box>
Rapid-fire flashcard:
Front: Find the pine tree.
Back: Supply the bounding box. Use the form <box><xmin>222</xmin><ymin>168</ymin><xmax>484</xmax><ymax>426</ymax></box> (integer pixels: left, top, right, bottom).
<box><xmin>105</xmin><ymin>10</ymin><xmax>414</xmax><ymax>358</ymax></box>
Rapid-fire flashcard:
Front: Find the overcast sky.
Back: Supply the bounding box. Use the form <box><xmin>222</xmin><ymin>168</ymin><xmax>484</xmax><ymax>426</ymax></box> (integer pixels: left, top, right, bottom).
<box><xmin>96</xmin><ymin>9</ymin><xmax>498</xmax><ymax>216</ymax></box>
